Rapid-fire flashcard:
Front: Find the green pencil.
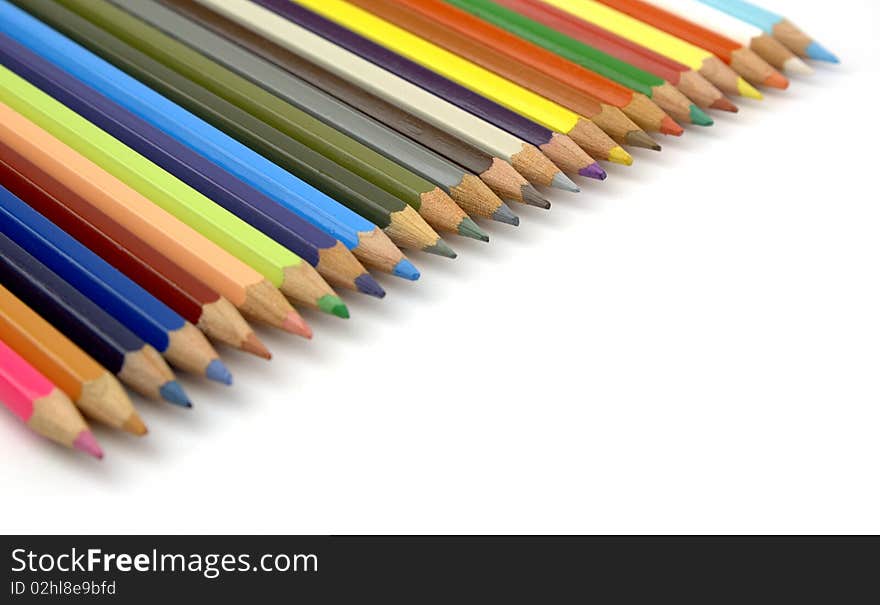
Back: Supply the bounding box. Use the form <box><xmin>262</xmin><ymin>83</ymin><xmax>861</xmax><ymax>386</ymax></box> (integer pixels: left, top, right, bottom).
<box><xmin>445</xmin><ymin>0</ymin><xmax>713</xmax><ymax>126</ymax></box>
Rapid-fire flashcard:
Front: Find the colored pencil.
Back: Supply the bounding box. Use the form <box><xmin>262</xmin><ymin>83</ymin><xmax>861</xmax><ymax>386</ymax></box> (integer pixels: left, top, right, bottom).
<box><xmin>0</xmin><ymin>99</ymin><xmax>306</xmax><ymax>338</ymax></box>
<box><xmin>494</xmin><ymin>0</ymin><xmax>736</xmax><ymax>112</ymax></box>
<box><xmin>0</xmin><ymin>230</ymin><xmax>189</xmax><ymax>406</ymax></box>
<box><xmin>0</xmin><ymin>179</ymin><xmax>231</xmax><ymax>383</ymax></box>
<box><xmin>388</xmin><ymin>0</ymin><xmax>669</xmax><ymax>141</ymax></box>
<box><xmin>80</xmin><ymin>0</ymin><xmax>454</xmax><ymax>254</ymax></box>
<box><xmin>696</xmin><ymin>0</ymin><xmax>839</xmax><ymax>63</ymax></box>
<box><xmin>240</xmin><ymin>0</ymin><xmax>595</xmax><ymax>181</ymax></box>
<box><xmin>0</xmin><ymin>33</ymin><xmax>383</xmax><ymax>301</ymax></box>
<box><xmin>5</xmin><ymin>0</ymin><xmax>419</xmax><ymax>280</ymax></box>
<box><xmin>290</xmin><ymin>0</ymin><xmax>666</xmax><ymax>158</ymax></box>
<box><xmin>0</xmin><ymin>69</ymin><xmax>346</xmax><ymax>324</ymax></box>
<box><xmin>327</xmin><ymin>1</ymin><xmax>650</xmax><ymax>159</ymax></box>
<box><xmin>648</xmin><ymin>0</ymin><xmax>811</xmax><ymax>75</ymax></box>
<box><xmin>167</xmin><ymin>0</ymin><xmax>550</xmax><ymax>209</ymax></box>
<box><xmin>606</xmin><ymin>0</ymin><xmax>790</xmax><ymax>87</ymax></box>
<box><xmin>429</xmin><ymin>0</ymin><xmax>684</xmax><ymax>137</ymax></box>
<box><xmin>121</xmin><ymin>0</ymin><xmax>497</xmax><ymax>233</ymax></box>
<box><xmin>547</xmin><ymin>0</ymin><xmax>762</xmax><ymax>99</ymax></box>
<box><xmin>0</xmin><ymin>142</ymin><xmax>270</xmax><ymax>359</ymax></box>
<box><xmin>0</xmin><ymin>337</ymin><xmax>103</xmax><ymax>458</ymax></box>
<box><xmin>0</xmin><ymin>284</ymin><xmax>146</xmax><ymax>435</ymax></box>
<box><xmin>435</xmin><ymin>0</ymin><xmax>710</xmax><ymax>128</ymax></box>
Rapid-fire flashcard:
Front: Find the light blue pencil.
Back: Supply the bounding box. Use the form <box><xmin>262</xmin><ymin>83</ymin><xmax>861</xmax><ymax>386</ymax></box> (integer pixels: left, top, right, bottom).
<box><xmin>698</xmin><ymin>0</ymin><xmax>839</xmax><ymax>62</ymax></box>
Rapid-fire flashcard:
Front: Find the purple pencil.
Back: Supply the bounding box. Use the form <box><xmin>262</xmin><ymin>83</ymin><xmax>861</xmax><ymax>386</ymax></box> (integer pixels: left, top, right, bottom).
<box><xmin>248</xmin><ymin>0</ymin><xmax>595</xmax><ymax>186</ymax></box>
<box><xmin>0</xmin><ymin>31</ymin><xmax>383</xmax><ymax>299</ymax></box>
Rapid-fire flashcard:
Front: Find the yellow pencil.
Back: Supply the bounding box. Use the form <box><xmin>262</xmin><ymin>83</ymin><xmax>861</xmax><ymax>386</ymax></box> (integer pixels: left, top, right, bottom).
<box><xmin>544</xmin><ymin>0</ymin><xmax>762</xmax><ymax>99</ymax></box>
<box><xmin>290</xmin><ymin>0</ymin><xmax>630</xmax><ymax>163</ymax></box>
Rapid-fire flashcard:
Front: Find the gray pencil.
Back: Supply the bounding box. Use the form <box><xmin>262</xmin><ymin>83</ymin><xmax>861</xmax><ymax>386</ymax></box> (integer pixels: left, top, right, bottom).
<box><xmin>116</xmin><ymin>0</ymin><xmax>515</xmax><ymax>231</ymax></box>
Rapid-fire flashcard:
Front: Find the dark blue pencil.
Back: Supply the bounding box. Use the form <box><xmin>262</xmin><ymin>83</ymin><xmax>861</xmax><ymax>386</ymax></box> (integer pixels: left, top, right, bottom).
<box><xmin>0</xmin><ymin>229</ymin><xmax>189</xmax><ymax>405</ymax></box>
<box><xmin>0</xmin><ymin>182</ymin><xmax>231</xmax><ymax>384</ymax></box>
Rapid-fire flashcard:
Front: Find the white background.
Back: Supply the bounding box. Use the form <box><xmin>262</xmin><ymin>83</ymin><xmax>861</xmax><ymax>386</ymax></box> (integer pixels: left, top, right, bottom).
<box><xmin>1</xmin><ymin>0</ymin><xmax>878</xmax><ymax>534</ymax></box>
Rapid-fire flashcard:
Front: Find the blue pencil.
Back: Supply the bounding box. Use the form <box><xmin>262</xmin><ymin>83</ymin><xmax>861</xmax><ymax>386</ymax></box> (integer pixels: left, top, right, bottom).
<box><xmin>0</xmin><ymin>32</ymin><xmax>384</xmax><ymax>299</ymax></box>
<box><xmin>697</xmin><ymin>0</ymin><xmax>839</xmax><ymax>63</ymax></box>
<box><xmin>0</xmin><ymin>183</ymin><xmax>231</xmax><ymax>385</ymax></box>
<box><xmin>0</xmin><ymin>0</ymin><xmax>418</xmax><ymax>280</ymax></box>
<box><xmin>0</xmin><ymin>230</ymin><xmax>189</xmax><ymax>406</ymax></box>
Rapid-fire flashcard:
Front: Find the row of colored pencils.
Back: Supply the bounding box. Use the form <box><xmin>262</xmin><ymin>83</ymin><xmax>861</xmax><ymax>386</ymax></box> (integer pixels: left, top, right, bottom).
<box><xmin>0</xmin><ymin>0</ymin><xmax>837</xmax><ymax>458</ymax></box>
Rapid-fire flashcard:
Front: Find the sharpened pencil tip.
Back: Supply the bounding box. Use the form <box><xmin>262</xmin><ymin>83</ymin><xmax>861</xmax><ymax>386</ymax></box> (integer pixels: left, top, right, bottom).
<box><xmin>318</xmin><ymin>294</ymin><xmax>349</xmax><ymax>319</ymax></box>
<box><xmin>625</xmin><ymin>130</ymin><xmax>661</xmax><ymax>151</ymax></box>
<box><xmin>282</xmin><ymin>312</ymin><xmax>312</xmax><ymax>339</ymax></box>
<box><xmin>424</xmin><ymin>239</ymin><xmax>457</xmax><ymax>259</ymax></box>
<box><xmin>711</xmin><ymin>96</ymin><xmax>739</xmax><ymax>112</ymax></box>
<box><xmin>74</xmin><ymin>430</ymin><xmax>104</xmax><ymax>459</ymax></box>
<box><xmin>160</xmin><ymin>381</ymin><xmax>192</xmax><ymax>407</ymax></box>
<box><xmin>242</xmin><ymin>332</ymin><xmax>272</xmax><ymax>360</ymax></box>
<box><xmin>764</xmin><ymin>71</ymin><xmax>789</xmax><ymax>90</ymax></box>
<box><xmin>206</xmin><ymin>359</ymin><xmax>233</xmax><ymax>385</ymax></box>
<box><xmin>354</xmin><ymin>273</ymin><xmax>386</xmax><ymax>298</ymax></box>
<box><xmin>580</xmin><ymin>163</ymin><xmax>608</xmax><ymax>180</ymax></box>
<box><xmin>784</xmin><ymin>56</ymin><xmax>814</xmax><ymax>75</ymax></box>
<box><xmin>458</xmin><ymin>217</ymin><xmax>489</xmax><ymax>242</ymax></box>
<box><xmin>660</xmin><ymin>116</ymin><xmax>684</xmax><ymax>136</ymax></box>
<box><xmin>737</xmin><ymin>78</ymin><xmax>763</xmax><ymax>99</ymax></box>
<box><xmin>521</xmin><ymin>185</ymin><xmax>551</xmax><ymax>209</ymax></box>
<box><xmin>122</xmin><ymin>413</ymin><xmax>148</xmax><ymax>436</ymax></box>
<box><xmin>492</xmin><ymin>202</ymin><xmax>520</xmax><ymax>226</ymax></box>
<box><xmin>551</xmin><ymin>172</ymin><xmax>579</xmax><ymax>192</ymax></box>
<box><xmin>806</xmin><ymin>41</ymin><xmax>839</xmax><ymax>63</ymax></box>
<box><xmin>689</xmin><ymin>105</ymin><xmax>714</xmax><ymax>126</ymax></box>
<box><xmin>392</xmin><ymin>258</ymin><xmax>420</xmax><ymax>281</ymax></box>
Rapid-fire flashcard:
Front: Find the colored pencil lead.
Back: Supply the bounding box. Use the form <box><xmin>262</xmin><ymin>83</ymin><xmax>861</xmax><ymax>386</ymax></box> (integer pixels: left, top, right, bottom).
<box><xmin>205</xmin><ymin>359</ymin><xmax>234</xmax><ymax>386</ymax></box>
<box><xmin>282</xmin><ymin>312</ymin><xmax>313</xmax><ymax>339</ymax></box>
<box><xmin>610</xmin><ymin>146</ymin><xmax>637</xmax><ymax>165</ymax></box>
<box><xmin>738</xmin><ymin>79</ymin><xmax>763</xmax><ymax>99</ymax></box>
<box><xmin>122</xmin><ymin>412</ymin><xmax>148</xmax><ymax>436</ymax></box>
<box><xmin>806</xmin><ymin>42</ymin><xmax>838</xmax><ymax>64</ymax></box>
<box><xmin>159</xmin><ymin>380</ymin><xmax>192</xmax><ymax>408</ymax></box>
<box><xmin>553</xmin><ymin>173</ymin><xmax>580</xmax><ymax>193</ymax></box>
<box><xmin>73</xmin><ymin>429</ymin><xmax>104</xmax><ymax>459</ymax></box>
<box><xmin>689</xmin><ymin>105</ymin><xmax>714</xmax><ymax>126</ymax></box>
<box><xmin>318</xmin><ymin>295</ymin><xmax>350</xmax><ymax>319</ymax></box>
<box><xmin>393</xmin><ymin>259</ymin><xmax>421</xmax><ymax>281</ymax></box>
<box><xmin>625</xmin><ymin>130</ymin><xmax>661</xmax><ymax>151</ymax></box>
<box><xmin>242</xmin><ymin>333</ymin><xmax>273</xmax><ymax>361</ymax></box>
<box><xmin>710</xmin><ymin>96</ymin><xmax>739</xmax><ymax>113</ymax></box>
<box><xmin>457</xmin><ymin>217</ymin><xmax>490</xmax><ymax>242</ymax></box>
<box><xmin>581</xmin><ymin>163</ymin><xmax>608</xmax><ymax>181</ymax></box>
<box><xmin>521</xmin><ymin>186</ymin><xmax>552</xmax><ymax>210</ymax></box>
<box><xmin>353</xmin><ymin>274</ymin><xmax>387</xmax><ymax>299</ymax></box>
<box><xmin>660</xmin><ymin>116</ymin><xmax>684</xmax><ymax>136</ymax></box>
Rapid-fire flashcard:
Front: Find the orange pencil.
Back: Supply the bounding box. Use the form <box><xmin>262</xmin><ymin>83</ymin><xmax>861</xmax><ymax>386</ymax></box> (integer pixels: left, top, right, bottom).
<box><xmin>0</xmin><ymin>101</ymin><xmax>308</xmax><ymax>337</ymax></box>
<box><xmin>0</xmin><ymin>284</ymin><xmax>146</xmax><ymax>435</ymax></box>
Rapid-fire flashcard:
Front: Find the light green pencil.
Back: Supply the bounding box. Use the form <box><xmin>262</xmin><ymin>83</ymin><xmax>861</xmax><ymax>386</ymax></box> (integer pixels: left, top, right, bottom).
<box><xmin>0</xmin><ymin>64</ymin><xmax>347</xmax><ymax>317</ymax></box>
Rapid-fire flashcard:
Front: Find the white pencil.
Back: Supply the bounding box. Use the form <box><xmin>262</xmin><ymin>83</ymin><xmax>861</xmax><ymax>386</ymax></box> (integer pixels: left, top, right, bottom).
<box><xmin>644</xmin><ymin>0</ymin><xmax>812</xmax><ymax>75</ymax></box>
<box><xmin>193</xmin><ymin>0</ymin><xmax>578</xmax><ymax>191</ymax></box>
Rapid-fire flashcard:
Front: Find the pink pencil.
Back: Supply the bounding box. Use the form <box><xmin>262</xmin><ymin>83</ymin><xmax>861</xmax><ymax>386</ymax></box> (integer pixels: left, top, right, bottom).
<box><xmin>0</xmin><ymin>338</ymin><xmax>103</xmax><ymax>458</ymax></box>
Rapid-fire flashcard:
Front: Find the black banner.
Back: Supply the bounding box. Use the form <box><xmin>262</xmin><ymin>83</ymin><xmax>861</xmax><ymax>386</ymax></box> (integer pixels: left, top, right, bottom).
<box><xmin>0</xmin><ymin>536</ymin><xmax>876</xmax><ymax>602</ymax></box>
